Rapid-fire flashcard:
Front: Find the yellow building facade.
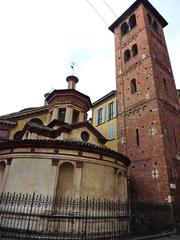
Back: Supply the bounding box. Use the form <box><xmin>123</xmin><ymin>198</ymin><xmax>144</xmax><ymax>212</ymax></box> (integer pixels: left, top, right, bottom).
<box><xmin>92</xmin><ymin>90</ymin><xmax>117</xmax><ymax>151</ymax></box>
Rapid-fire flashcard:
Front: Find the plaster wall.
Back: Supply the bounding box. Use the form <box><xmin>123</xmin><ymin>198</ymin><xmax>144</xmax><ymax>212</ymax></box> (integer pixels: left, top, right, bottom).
<box><xmin>4</xmin><ymin>157</ymin><xmax>56</xmax><ymax>195</ymax></box>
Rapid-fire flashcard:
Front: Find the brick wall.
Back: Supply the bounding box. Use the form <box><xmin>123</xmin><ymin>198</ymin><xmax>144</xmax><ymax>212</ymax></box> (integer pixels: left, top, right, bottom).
<box><xmin>113</xmin><ymin>3</ymin><xmax>180</xmax><ymax>203</ymax></box>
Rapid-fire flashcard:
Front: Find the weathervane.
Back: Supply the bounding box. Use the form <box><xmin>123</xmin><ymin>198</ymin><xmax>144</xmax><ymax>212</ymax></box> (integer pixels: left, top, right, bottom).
<box><xmin>71</xmin><ymin>61</ymin><xmax>75</xmax><ymax>75</ymax></box>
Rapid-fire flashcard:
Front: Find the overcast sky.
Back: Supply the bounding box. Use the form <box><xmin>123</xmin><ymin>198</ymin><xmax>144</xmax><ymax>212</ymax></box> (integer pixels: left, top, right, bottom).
<box><xmin>0</xmin><ymin>0</ymin><xmax>180</xmax><ymax>116</ymax></box>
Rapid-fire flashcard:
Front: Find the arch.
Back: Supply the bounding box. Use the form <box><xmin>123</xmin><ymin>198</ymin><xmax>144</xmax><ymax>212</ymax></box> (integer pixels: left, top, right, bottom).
<box><xmin>29</xmin><ymin>118</ymin><xmax>43</xmax><ymax>125</ymax></box>
<box><xmin>131</xmin><ymin>79</ymin><xmax>137</xmax><ymax>94</ymax></box>
<box><xmin>152</xmin><ymin>20</ymin><xmax>158</xmax><ymax>33</ymax></box>
<box><xmin>124</xmin><ymin>49</ymin><xmax>131</xmax><ymax>63</ymax></box>
<box><xmin>0</xmin><ymin>161</ymin><xmax>6</xmax><ymax>186</ymax></box>
<box><xmin>56</xmin><ymin>162</ymin><xmax>74</xmax><ymax>198</ymax></box>
<box><xmin>129</xmin><ymin>14</ymin><xmax>137</xmax><ymax>29</ymax></box>
<box><xmin>132</xmin><ymin>44</ymin><xmax>138</xmax><ymax>57</ymax></box>
<box><xmin>121</xmin><ymin>22</ymin><xmax>129</xmax><ymax>36</ymax></box>
<box><xmin>147</xmin><ymin>13</ymin><xmax>152</xmax><ymax>25</ymax></box>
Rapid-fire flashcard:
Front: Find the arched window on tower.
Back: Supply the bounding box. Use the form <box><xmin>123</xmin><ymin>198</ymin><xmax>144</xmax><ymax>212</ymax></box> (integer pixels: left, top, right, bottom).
<box><xmin>152</xmin><ymin>20</ymin><xmax>159</xmax><ymax>33</ymax></box>
<box><xmin>129</xmin><ymin>14</ymin><xmax>137</xmax><ymax>30</ymax></box>
<box><xmin>132</xmin><ymin>44</ymin><xmax>138</xmax><ymax>57</ymax></box>
<box><xmin>56</xmin><ymin>162</ymin><xmax>74</xmax><ymax>198</ymax></box>
<box><xmin>147</xmin><ymin>13</ymin><xmax>152</xmax><ymax>26</ymax></box>
<box><xmin>131</xmin><ymin>79</ymin><xmax>137</xmax><ymax>94</ymax></box>
<box><xmin>121</xmin><ymin>22</ymin><xmax>129</xmax><ymax>36</ymax></box>
<box><xmin>0</xmin><ymin>161</ymin><xmax>6</xmax><ymax>187</ymax></box>
<box><xmin>124</xmin><ymin>49</ymin><xmax>131</xmax><ymax>63</ymax></box>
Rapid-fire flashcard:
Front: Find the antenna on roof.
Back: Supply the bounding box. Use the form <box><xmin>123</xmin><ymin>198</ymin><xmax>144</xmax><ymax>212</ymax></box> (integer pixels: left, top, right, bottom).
<box><xmin>71</xmin><ymin>61</ymin><xmax>75</xmax><ymax>76</ymax></box>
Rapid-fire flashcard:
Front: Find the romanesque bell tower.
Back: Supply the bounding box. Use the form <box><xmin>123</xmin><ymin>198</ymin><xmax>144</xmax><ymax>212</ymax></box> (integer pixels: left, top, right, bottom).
<box><xmin>109</xmin><ymin>0</ymin><xmax>180</xmax><ymax>203</ymax></box>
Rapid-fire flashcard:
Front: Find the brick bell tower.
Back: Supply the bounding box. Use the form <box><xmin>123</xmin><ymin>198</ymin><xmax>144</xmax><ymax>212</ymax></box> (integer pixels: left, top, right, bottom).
<box><xmin>109</xmin><ymin>0</ymin><xmax>180</xmax><ymax>204</ymax></box>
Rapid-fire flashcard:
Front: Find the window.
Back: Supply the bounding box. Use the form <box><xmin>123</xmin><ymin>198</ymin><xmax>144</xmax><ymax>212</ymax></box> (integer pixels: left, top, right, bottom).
<box><xmin>173</xmin><ymin>128</ymin><xmax>177</xmax><ymax>149</ymax></box>
<box><xmin>131</xmin><ymin>79</ymin><xmax>137</xmax><ymax>94</ymax></box>
<box><xmin>121</xmin><ymin>22</ymin><xmax>129</xmax><ymax>36</ymax></box>
<box><xmin>129</xmin><ymin>14</ymin><xmax>137</xmax><ymax>29</ymax></box>
<box><xmin>136</xmin><ymin>129</ymin><xmax>140</xmax><ymax>146</ymax></box>
<box><xmin>163</xmin><ymin>79</ymin><xmax>168</xmax><ymax>96</ymax></box>
<box><xmin>109</xmin><ymin>124</ymin><xmax>115</xmax><ymax>140</ymax></box>
<box><xmin>97</xmin><ymin>108</ymin><xmax>103</xmax><ymax>125</ymax></box>
<box><xmin>132</xmin><ymin>44</ymin><xmax>138</xmax><ymax>57</ymax></box>
<box><xmin>59</xmin><ymin>109</ymin><xmax>66</xmax><ymax>123</ymax></box>
<box><xmin>81</xmin><ymin>131</ymin><xmax>90</xmax><ymax>142</ymax></box>
<box><xmin>108</xmin><ymin>102</ymin><xmax>115</xmax><ymax>120</ymax></box>
<box><xmin>124</xmin><ymin>49</ymin><xmax>131</xmax><ymax>63</ymax></box>
<box><xmin>147</xmin><ymin>14</ymin><xmax>152</xmax><ymax>25</ymax></box>
<box><xmin>72</xmin><ymin>110</ymin><xmax>79</xmax><ymax>124</ymax></box>
<box><xmin>29</xmin><ymin>118</ymin><xmax>43</xmax><ymax>125</ymax></box>
<box><xmin>152</xmin><ymin>20</ymin><xmax>158</xmax><ymax>33</ymax></box>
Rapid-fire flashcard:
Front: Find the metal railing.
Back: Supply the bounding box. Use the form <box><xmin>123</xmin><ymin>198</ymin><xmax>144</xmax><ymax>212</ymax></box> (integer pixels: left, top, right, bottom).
<box><xmin>0</xmin><ymin>192</ymin><xmax>176</xmax><ymax>239</ymax></box>
<box><xmin>0</xmin><ymin>192</ymin><xmax>129</xmax><ymax>239</ymax></box>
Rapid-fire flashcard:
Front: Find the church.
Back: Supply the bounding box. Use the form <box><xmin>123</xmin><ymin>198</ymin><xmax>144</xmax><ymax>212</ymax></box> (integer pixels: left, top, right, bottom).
<box><xmin>0</xmin><ymin>0</ymin><xmax>180</xmax><ymax>209</ymax></box>
<box><xmin>0</xmin><ymin>75</ymin><xmax>130</xmax><ymax>201</ymax></box>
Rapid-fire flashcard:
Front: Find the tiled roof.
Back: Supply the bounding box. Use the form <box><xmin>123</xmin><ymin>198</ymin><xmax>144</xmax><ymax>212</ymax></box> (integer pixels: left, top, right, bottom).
<box><xmin>0</xmin><ymin>119</ymin><xmax>17</xmax><ymax>126</ymax></box>
<box><xmin>0</xmin><ymin>139</ymin><xmax>131</xmax><ymax>166</ymax></box>
<box><xmin>92</xmin><ymin>90</ymin><xmax>116</xmax><ymax>107</ymax></box>
<box><xmin>0</xmin><ymin>106</ymin><xmax>48</xmax><ymax>120</ymax></box>
<box><xmin>17</xmin><ymin>120</ymin><xmax>107</xmax><ymax>144</ymax></box>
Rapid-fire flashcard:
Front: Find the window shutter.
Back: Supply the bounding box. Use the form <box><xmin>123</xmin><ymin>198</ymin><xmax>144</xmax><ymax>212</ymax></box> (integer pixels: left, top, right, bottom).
<box><xmin>109</xmin><ymin>123</ymin><xmax>115</xmax><ymax>140</ymax></box>
<box><xmin>105</xmin><ymin>105</ymin><xmax>108</xmax><ymax>121</ymax></box>
<box><xmin>102</xmin><ymin>107</ymin><xmax>105</xmax><ymax>123</ymax></box>
<box><xmin>96</xmin><ymin>110</ymin><xmax>98</xmax><ymax>126</ymax></box>
<box><xmin>113</xmin><ymin>101</ymin><xmax>117</xmax><ymax>118</ymax></box>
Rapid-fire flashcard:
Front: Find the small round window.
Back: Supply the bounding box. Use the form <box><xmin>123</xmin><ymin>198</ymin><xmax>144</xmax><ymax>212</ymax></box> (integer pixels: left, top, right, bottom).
<box><xmin>81</xmin><ymin>131</ymin><xmax>90</xmax><ymax>142</ymax></box>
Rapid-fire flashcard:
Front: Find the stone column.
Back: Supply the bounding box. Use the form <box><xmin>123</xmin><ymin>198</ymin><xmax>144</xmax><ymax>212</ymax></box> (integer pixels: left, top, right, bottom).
<box><xmin>79</xmin><ymin>112</ymin><xmax>85</xmax><ymax>122</ymax></box>
<box><xmin>65</xmin><ymin>107</ymin><xmax>73</xmax><ymax>124</ymax></box>
<box><xmin>51</xmin><ymin>107</ymin><xmax>59</xmax><ymax>121</ymax></box>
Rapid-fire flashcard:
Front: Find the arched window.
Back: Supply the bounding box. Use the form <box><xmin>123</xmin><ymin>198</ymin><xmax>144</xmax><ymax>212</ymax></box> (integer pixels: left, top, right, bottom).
<box><xmin>124</xmin><ymin>49</ymin><xmax>131</xmax><ymax>63</ymax></box>
<box><xmin>153</xmin><ymin>20</ymin><xmax>158</xmax><ymax>33</ymax></box>
<box><xmin>121</xmin><ymin>22</ymin><xmax>129</xmax><ymax>36</ymax></box>
<box><xmin>147</xmin><ymin>13</ymin><xmax>152</xmax><ymax>26</ymax></box>
<box><xmin>129</xmin><ymin>14</ymin><xmax>137</xmax><ymax>29</ymax></box>
<box><xmin>132</xmin><ymin>44</ymin><xmax>138</xmax><ymax>57</ymax></box>
<box><xmin>29</xmin><ymin>118</ymin><xmax>43</xmax><ymax>125</ymax></box>
<box><xmin>0</xmin><ymin>161</ymin><xmax>6</xmax><ymax>186</ymax></box>
<box><xmin>56</xmin><ymin>162</ymin><xmax>74</xmax><ymax>198</ymax></box>
<box><xmin>131</xmin><ymin>79</ymin><xmax>137</xmax><ymax>94</ymax></box>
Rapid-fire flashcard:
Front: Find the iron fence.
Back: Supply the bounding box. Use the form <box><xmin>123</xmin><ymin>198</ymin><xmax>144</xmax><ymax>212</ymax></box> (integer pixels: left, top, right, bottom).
<box><xmin>0</xmin><ymin>192</ymin><xmax>176</xmax><ymax>240</ymax></box>
<box><xmin>0</xmin><ymin>192</ymin><xmax>129</xmax><ymax>239</ymax></box>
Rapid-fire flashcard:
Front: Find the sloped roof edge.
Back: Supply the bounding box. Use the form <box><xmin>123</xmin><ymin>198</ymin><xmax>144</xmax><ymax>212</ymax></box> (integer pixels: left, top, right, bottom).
<box><xmin>109</xmin><ymin>0</ymin><xmax>168</xmax><ymax>32</ymax></box>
